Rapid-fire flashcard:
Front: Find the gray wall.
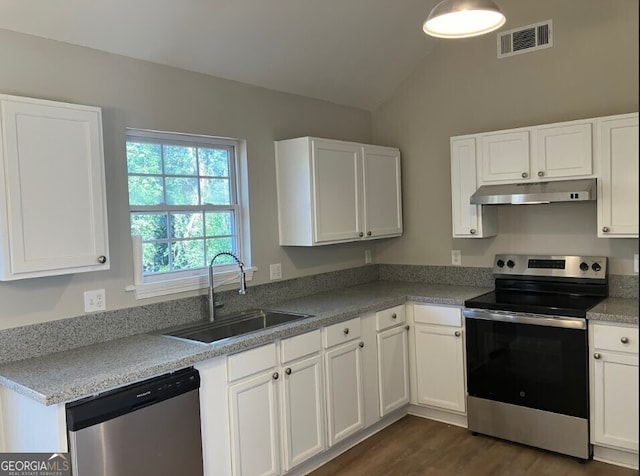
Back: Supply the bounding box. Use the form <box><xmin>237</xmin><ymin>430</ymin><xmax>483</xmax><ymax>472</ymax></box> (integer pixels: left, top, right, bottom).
<box><xmin>371</xmin><ymin>0</ymin><xmax>639</xmax><ymax>274</ymax></box>
<box><xmin>0</xmin><ymin>29</ymin><xmax>372</xmax><ymax>329</ymax></box>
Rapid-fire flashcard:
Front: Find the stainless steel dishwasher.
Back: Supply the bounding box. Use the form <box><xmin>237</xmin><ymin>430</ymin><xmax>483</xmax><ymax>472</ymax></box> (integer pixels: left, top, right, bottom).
<box><xmin>66</xmin><ymin>367</ymin><xmax>204</xmax><ymax>476</ymax></box>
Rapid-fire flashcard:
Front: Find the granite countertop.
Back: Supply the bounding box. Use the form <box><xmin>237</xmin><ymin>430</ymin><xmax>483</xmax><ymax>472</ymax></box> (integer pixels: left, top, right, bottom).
<box><xmin>587</xmin><ymin>297</ymin><xmax>639</xmax><ymax>324</ymax></box>
<box><xmin>0</xmin><ymin>281</ymin><xmax>636</xmax><ymax>406</ymax></box>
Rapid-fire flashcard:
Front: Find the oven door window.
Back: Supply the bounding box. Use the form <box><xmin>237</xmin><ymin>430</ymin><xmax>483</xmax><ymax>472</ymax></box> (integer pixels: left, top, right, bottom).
<box><xmin>465</xmin><ymin>318</ymin><xmax>588</xmax><ymax>418</ymax></box>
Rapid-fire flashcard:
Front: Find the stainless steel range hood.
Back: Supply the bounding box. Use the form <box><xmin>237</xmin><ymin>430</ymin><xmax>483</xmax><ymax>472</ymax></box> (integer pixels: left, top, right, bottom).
<box><xmin>470</xmin><ymin>179</ymin><xmax>597</xmax><ymax>205</ymax></box>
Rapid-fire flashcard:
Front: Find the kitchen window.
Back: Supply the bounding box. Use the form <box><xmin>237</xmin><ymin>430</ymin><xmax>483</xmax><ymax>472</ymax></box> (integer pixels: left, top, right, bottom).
<box><xmin>125</xmin><ymin>129</ymin><xmax>252</xmax><ymax>299</ymax></box>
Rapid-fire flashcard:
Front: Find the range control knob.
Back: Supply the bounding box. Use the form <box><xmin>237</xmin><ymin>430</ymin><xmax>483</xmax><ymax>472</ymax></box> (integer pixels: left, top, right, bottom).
<box><xmin>579</xmin><ymin>262</ymin><xmax>589</xmax><ymax>272</ymax></box>
<box><xmin>506</xmin><ymin>260</ymin><xmax>515</xmax><ymax>269</ymax></box>
<box><xmin>496</xmin><ymin>259</ymin><xmax>505</xmax><ymax>268</ymax></box>
<box><xmin>592</xmin><ymin>262</ymin><xmax>602</xmax><ymax>272</ymax></box>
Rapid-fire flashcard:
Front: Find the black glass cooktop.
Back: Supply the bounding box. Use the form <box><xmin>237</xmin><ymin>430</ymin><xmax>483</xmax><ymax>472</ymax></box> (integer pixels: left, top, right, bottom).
<box><xmin>465</xmin><ymin>289</ymin><xmax>605</xmax><ymax>318</ymax></box>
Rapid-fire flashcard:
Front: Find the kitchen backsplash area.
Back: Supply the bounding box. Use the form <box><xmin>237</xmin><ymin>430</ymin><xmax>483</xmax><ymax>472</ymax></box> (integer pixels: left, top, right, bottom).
<box><xmin>0</xmin><ymin>264</ymin><xmax>636</xmax><ymax>365</ymax></box>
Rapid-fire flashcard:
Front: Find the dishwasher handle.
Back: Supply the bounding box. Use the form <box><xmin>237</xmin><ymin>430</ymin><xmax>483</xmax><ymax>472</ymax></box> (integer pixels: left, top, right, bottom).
<box><xmin>66</xmin><ymin>367</ymin><xmax>200</xmax><ymax>432</ymax></box>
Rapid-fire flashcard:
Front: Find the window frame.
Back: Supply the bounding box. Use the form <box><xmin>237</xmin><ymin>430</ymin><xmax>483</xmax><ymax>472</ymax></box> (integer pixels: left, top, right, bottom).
<box><xmin>124</xmin><ymin>128</ymin><xmax>253</xmax><ymax>299</ymax></box>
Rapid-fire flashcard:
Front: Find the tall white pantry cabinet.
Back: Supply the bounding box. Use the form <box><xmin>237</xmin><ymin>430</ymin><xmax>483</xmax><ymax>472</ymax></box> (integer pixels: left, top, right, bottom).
<box><xmin>0</xmin><ymin>94</ymin><xmax>109</xmax><ymax>279</ymax></box>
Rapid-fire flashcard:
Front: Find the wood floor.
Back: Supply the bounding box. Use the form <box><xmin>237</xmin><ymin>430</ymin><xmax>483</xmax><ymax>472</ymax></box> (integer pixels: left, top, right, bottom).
<box><xmin>309</xmin><ymin>416</ymin><xmax>637</xmax><ymax>476</ymax></box>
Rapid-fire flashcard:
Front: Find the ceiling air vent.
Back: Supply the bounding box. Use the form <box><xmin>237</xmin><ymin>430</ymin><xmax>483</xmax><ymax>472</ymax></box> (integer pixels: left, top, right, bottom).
<box><xmin>498</xmin><ymin>20</ymin><xmax>552</xmax><ymax>58</ymax></box>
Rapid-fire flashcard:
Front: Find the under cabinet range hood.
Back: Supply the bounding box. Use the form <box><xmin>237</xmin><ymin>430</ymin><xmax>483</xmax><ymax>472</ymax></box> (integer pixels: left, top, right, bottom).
<box><xmin>470</xmin><ymin>179</ymin><xmax>597</xmax><ymax>205</ymax></box>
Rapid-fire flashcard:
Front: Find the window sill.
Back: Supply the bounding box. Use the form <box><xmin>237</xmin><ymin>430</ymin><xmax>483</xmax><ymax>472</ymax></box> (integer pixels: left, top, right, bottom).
<box><xmin>125</xmin><ymin>267</ymin><xmax>256</xmax><ymax>300</ymax></box>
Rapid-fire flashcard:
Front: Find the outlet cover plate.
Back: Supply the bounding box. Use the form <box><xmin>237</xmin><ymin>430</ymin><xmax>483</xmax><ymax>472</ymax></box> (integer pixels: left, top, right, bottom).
<box><xmin>84</xmin><ymin>289</ymin><xmax>106</xmax><ymax>312</ymax></box>
<box><xmin>634</xmin><ymin>254</ymin><xmax>639</xmax><ymax>273</ymax></box>
<box><xmin>451</xmin><ymin>250</ymin><xmax>461</xmax><ymax>266</ymax></box>
<box><xmin>270</xmin><ymin>263</ymin><xmax>282</xmax><ymax>280</ymax></box>
<box><xmin>365</xmin><ymin>249</ymin><xmax>372</xmax><ymax>264</ymax></box>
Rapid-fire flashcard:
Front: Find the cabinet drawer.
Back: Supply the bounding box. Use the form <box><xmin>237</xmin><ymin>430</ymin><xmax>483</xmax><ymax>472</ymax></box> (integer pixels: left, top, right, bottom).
<box><xmin>413</xmin><ymin>304</ymin><xmax>462</xmax><ymax>327</ymax></box>
<box><xmin>376</xmin><ymin>305</ymin><xmax>406</xmax><ymax>331</ymax></box>
<box><xmin>281</xmin><ymin>329</ymin><xmax>321</xmax><ymax>364</ymax></box>
<box><xmin>227</xmin><ymin>343</ymin><xmax>277</xmax><ymax>381</ymax></box>
<box><xmin>324</xmin><ymin>317</ymin><xmax>361</xmax><ymax>348</ymax></box>
<box><xmin>593</xmin><ymin>324</ymin><xmax>639</xmax><ymax>354</ymax></box>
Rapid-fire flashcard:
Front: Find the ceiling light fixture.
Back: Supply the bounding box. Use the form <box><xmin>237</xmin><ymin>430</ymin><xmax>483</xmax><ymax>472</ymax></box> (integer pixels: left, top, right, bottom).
<box><xmin>423</xmin><ymin>0</ymin><xmax>506</xmax><ymax>39</ymax></box>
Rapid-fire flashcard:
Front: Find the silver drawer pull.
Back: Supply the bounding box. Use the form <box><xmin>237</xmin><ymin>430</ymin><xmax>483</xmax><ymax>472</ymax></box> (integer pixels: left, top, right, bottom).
<box><xmin>594</xmin><ymin>353</ymin><xmax>601</xmax><ymax>360</ymax></box>
<box><xmin>359</xmin><ymin>341</ymin><xmax>364</xmax><ymax>348</ymax></box>
<box><xmin>620</xmin><ymin>336</ymin><xmax>629</xmax><ymax>344</ymax></box>
<box><xmin>391</xmin><ymin>313</ymin><xmax>397</xmax><ymax>319</ymax></box>
<box><xmin>272</xmin><ymin>372</ymin><xmax>279</xmax><ymax>380</ymax></box>
<box><xmin>454</xmin><ymin>331</ymin><xmax>461</xmax><ymax>337</ymax></box>
<box><xmin>343</xmin><ymin>328</ymin><xmax>349</xmax><ymax>335</ymax></box>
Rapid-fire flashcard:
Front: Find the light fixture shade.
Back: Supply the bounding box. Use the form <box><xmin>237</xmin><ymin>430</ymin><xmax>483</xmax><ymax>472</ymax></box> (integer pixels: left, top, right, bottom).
<box><xmin>423</xmin><ymin>0</ymin><xmax>506</xmax><ymax>39</ymax></box>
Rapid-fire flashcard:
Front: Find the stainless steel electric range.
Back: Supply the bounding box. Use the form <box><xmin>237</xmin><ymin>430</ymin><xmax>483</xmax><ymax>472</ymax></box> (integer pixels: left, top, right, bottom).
<box><xmin>464</xmin><ymin>254</ymin><xmax>608</xmax><ymax>460</ymax></box>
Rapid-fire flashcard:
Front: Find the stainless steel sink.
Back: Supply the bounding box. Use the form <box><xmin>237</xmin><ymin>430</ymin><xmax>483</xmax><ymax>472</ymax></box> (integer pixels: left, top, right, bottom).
<box><xmin>162</xmin><ymin>309</ymin><xmax>313</xmax><ymax>344</ymax></box>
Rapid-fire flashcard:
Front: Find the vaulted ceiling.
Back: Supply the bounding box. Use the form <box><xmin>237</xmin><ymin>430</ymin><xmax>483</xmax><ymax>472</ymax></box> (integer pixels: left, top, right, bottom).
<box><xmin>0</xmin><ymin>0</ymin><xmax>439</xmax><ymax>110</ymax></box>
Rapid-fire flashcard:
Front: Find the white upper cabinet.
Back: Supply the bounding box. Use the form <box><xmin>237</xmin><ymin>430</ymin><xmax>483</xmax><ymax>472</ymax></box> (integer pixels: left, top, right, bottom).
<box><xmin>0</xmin><ymin>94</ymin><xmax>109</xmax><ymax>280</ymax></box>
<box><xmin>480</xmin><ymin>130</ymin><xmax>530</xmax><ymax>183</ymax></box>
<box><xmin>275</xmin><ymin>137</ymin><xmax>402</xmax><ymax>246</ymax></box>
<box><xmin>450</xmin><ymin>137</ymin><xmax>497</xmax><ymax>238</ymax></box>
<box><xmin>534</xmin><ymin>122</ymin><xmax>593</xmax><ymax>179</ymax></box>
<box><xmin>477</xmin><ymin>118</ymin><xmax>595</xmax><ymax>184</ymax></box>
<box><xmin>362</xmin><ymin>145</ymin><xmax>403</xmax><ymax>239</ymax></box>
<box><xmin>597</xmin><ymin>113</ymin><xmax>639</xmax><ymax>238</ymax></box>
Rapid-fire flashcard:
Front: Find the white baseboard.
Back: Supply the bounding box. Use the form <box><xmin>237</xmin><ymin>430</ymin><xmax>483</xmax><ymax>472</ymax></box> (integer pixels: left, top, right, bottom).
<box><xmin>593</xmin><ymin>445</ymin><xmax>639</xmax><ymax>470</ymax></box>
<box><xmin>408</xmin><ymin>404</ymin><xmax>467</xmax><ymax>428</ymax></box>
<box><xmin>288</xmin><ymin>407</ymin><xmax>408</xmax><ymax>475</ymax></box>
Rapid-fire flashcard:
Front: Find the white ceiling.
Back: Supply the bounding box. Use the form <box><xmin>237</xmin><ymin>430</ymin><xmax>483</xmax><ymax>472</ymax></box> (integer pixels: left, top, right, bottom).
<box><xmin>0</xmin><ymin>0</ymin><xmax>438</xmax><ymax>111</ymax></box>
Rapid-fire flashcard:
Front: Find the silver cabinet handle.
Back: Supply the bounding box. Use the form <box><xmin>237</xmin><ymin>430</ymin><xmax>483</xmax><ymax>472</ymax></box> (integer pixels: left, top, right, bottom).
<box><xmin>272</xmin><ymin>372</ymin><xmax>279</xmax><ymax>380</ymax></box>
<box><xmin>358</xmin><ymin>232</ymin><xmax>364</xmax><ymax>237</ymax></box>
<box><xmin>343</xmin><ymin>328</ymin><xmax>349</xmax><ymax>335</ymax></box>
<box><xmin>594</xmin><ymin>353</ymin><xmax>601</xmax><ymax>360</ymax></box>
<box><xmin>391</xmin><ymin>313</ymin><xmax>397</xmax><ymax>319</ymax></box>
<box><xmin>405</xmin><ymin>325</ymin><xmax>410</xmax><ymax>331</ymax></box>
<box><xmin>285</xmin><ymin>368</ymin><xmax>292</xmax><ymax>375</ymax></box>
<box><xmin>470</xmin><ymin>229</ymin><xmax>476</xmax><ymax>235</ymax></box>
<box><xmin>602</xmin><ymin>227</ymin><xmax>609</xmax><ymax>233</ymax></box>
<box><xmin>97</xmin><ymin>255</ymin><xmax>107</xmax><ymax>264</ymax></box>
<box><xmin>621</xmin><ymin>336</ymin><xmax>629</xmax><ymax>344</ymax></box>
<box><xmin>454</xmin><ymin>331</ymin><xmax>461</xmax><ymax>337</ymax></box>
<box><xmin>538</xmin><ymin>171</ymin><xmax>544</xmax><ymax>177</ymax></box>
<box><xmin>359</xmin><ymin>341</ymin><xmax>364</xmax><ymax>348</ymax></box>
<box><xmin>367</xmin><ymin>231</ymin><xmax>372</xmax><ymax>236</ymax></box>
<box><xmin>521</xmin><ymin>172</ymin><xmax>528</xmax><ymax>178</ymax></box>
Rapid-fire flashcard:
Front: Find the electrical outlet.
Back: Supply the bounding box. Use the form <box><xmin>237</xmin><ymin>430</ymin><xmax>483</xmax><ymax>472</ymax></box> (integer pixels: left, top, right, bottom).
<box><xmin>270</xmin><ymin>263</ymin><xmax>282</xmax><ymax>280</ymax></box>
<box><xmin>634</xmin><ymin>254</ymin><xmax>639</xmax><ymax>273</ymax></box>
<box><xmin>451</xmin><ymin>250</ymin><xmax>462</xmax><ymax>266</ymax></box>
<box><xmin>84</xmin><ymin>289</ymin><xmax>106</xmax><ymax>312</ymax></box>
<box><xmin>364</xmin><ymin>249</ymin><xmax>372</xmax><ymax>264</ymax></box>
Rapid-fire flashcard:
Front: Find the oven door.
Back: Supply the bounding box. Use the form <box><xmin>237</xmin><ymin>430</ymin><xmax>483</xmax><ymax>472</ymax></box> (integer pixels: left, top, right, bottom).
<box><xmin>464</xmin><ymin>309</ymin><xmax>588</xmax><ymax>419</ymax></box>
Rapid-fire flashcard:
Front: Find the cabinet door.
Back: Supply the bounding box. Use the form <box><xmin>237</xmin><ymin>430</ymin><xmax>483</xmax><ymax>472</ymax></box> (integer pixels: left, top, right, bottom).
<box><xmin>280</xmin><ymin>354</ymin><xmax>325</xmax><ymax>471</ymax></box>
<box><xmin>362</xmin><ymin>146</ymin><xmax>402</xmax><ymax>239</ymax></box>
<box><xmin>0</xmin><ymin>95</ymin><xmax>109</xmax><ymax>280</ymax></box>
<box><xmin>228</xmin><ymin>371</ymin><xmax>280</xmax><ymax>476</ymax></box>
<box><xmin>325</xmin><ymin>340</ymin><xmax>365</xmax><ymax>446</ymax></box>
<box><xmin>598</xmin><ymin>114</ymin><xmax>639</xmax><ymax>237</ymax></box>
<box><xmin>451</xmin><ymin>137</ymin><xmax>497</xmax><ymax>238</ymax></box>
<box><xmin>414</xmin><ymin>324</ymin><xmax>466</xmax><ymax>413</ymax></box>
<box><xmin>534</xmin><ymin>122</ymin><xmax>593</xmax><ymax>179</ymax></box>
<box><xmin>593</xmin><ymin>351</ymin><xmax>639</xmax><ymax>451</ymax></box>
<box><xmin>377</xmin><ymin>325</ymin><xmax>410</xmax><ymax>417</ymax></box>
<box><xmin>311</xmin><ymin>139</ymin><xmax>362</xmax><ymax>243</ymax></box>
<box><xmin>480</xmin><ymin>131</ymin><xmax>530</xmax><ymax>183</ymax></box>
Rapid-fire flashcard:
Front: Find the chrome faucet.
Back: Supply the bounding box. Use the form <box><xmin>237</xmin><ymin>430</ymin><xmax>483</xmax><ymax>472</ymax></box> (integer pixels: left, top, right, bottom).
<box><xmin>208</xmin><ymin>251</ymin><xmax>247</xmax><ymax>322</ymax></box>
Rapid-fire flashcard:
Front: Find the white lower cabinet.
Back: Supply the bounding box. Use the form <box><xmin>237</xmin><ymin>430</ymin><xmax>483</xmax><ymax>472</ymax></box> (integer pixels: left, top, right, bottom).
<box><xmin>280</xmin><ymin>352</ymin><xmax>325</xmax><ymax>471</ymax></box>
<box><xmin>411</xmin><ymin>304</ymin><xmax>466</xmax><ymax>414</ymax></box>
<box><xmin>324</xmin><ymin>317</ymin><xmax>366</xmax><ymax>447</ymax></box>
<box><xmin>376</xmin><ymin>305</ymin><xmax>410</xmax><ymax>416</ymax></box>
<box><xmin>229</xmin><ymin>367</ymin><xmax>281</xmax><ymax>476</ymax></box>
<box><xmin>590</xmin><ymin>322</ymin><xmax>639</xmax><ymax>469</ymax></box>
<box><xmin>224</xmin><ymin>330</ymin><xmax>326</xmax><ymax>476</ymax></box>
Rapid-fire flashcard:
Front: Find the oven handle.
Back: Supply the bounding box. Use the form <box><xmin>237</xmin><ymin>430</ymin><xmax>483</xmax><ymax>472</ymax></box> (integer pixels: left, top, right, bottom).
<box><xmin>463</xmin><ymin>308</ymin><xmax>586</xmax><ymax>330</ymax></box>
